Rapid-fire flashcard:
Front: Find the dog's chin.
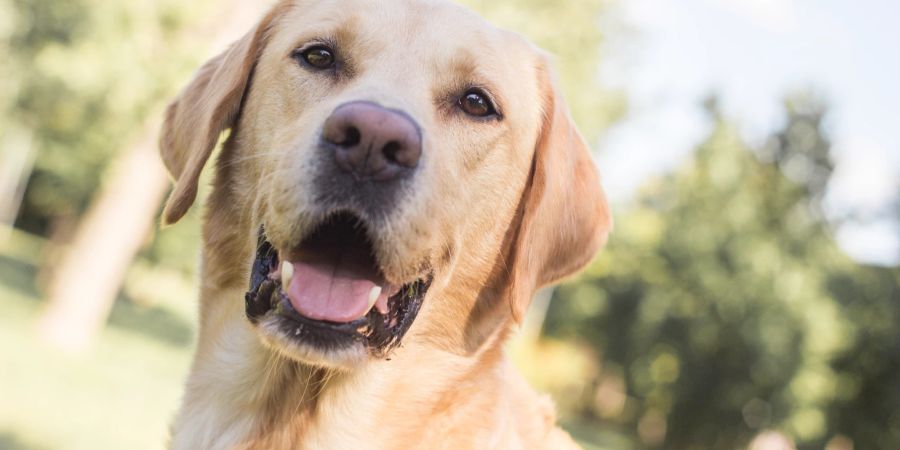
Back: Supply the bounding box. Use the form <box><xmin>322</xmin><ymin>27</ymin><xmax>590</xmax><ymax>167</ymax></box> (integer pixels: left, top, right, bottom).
<box><xmin>255</xmin><ymin>315</ymin><xmax>370</xmax><ymax>370</ymax></box>
<box><xmin>244</xmin><ymin>211</ymin><xmax>431</xmax><ymax>370</ymax></box>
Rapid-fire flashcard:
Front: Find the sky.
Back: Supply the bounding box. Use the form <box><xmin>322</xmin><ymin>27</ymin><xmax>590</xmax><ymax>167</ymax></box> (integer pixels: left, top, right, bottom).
<box><xmin>596</xmin><ymin>0</ymin><xmax>900</xmax><ymax>265</ymax></box>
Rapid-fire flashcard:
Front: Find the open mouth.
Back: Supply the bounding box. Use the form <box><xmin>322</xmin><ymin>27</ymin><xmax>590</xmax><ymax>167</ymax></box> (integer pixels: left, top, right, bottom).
<box><xmin>244</xmin><ymin>212</ymin><xmax>430</xmax><ymax>357</ymax></box>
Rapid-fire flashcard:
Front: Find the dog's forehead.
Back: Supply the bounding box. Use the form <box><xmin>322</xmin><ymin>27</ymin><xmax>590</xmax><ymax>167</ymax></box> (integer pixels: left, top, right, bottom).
<box><xmin>268</xmin><ymin>0</ymin><xmax>536</xmax><ymax>87</ymax></box>
<box><xmin>277</xmin><ymin>0</ymin><xmax>497</xmax><ymax>41</ymax></box>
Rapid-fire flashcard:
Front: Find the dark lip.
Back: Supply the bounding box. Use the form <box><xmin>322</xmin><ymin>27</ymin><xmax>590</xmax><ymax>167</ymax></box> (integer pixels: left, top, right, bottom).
<box><xmin>244</xmin><ymin>223</ymin><xmax>431</xmax><ymax>356</ymax></box>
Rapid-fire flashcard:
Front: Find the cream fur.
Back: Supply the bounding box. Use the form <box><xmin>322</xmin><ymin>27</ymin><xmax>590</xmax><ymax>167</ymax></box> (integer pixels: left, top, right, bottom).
<box><xmin>160</xmin><ymin>1</ymin><xmax>610</xmax><ymax>448</ymax></box>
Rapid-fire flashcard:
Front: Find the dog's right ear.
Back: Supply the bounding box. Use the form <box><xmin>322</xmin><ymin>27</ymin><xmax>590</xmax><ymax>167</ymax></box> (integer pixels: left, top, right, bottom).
<box><xmin>500</xmin><ymin>58</ymin><xmax>612</xmax><ymax>323</ymax></box>
<box><xmin>159</xmin><ymin>5</ymin><xmax>285</xmax><ymax>225</ymax></box>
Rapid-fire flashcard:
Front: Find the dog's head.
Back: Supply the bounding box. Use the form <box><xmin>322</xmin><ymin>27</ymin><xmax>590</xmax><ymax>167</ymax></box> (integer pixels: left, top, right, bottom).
<box><xmin>160</xmin><ymin>0</ymin><xmax>610</xmax><ymax>369</ymax></box>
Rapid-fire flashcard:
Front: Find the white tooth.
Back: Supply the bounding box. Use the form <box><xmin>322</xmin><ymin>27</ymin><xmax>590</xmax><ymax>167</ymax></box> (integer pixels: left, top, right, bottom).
<box><xmin>281</xmin><ymin>263</ymin><xmax>294</xmax><ymax>290</ymax></box>
<box><xmin>367</xmin><ymin>286</ymin><xmax>382</xmax><ymax>311</ymax></box>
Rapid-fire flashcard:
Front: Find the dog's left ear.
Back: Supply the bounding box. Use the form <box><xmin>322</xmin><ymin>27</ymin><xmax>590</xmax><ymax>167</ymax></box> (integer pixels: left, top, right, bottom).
<box><xmin>159</xmin><ymin>4</ymin><xmax>285</xmax><ymax>225</ymax></box>
<box><xmin>504</xmin><ymin>59</ymin><xmax>612</xmax><ymax>322</ymax></box>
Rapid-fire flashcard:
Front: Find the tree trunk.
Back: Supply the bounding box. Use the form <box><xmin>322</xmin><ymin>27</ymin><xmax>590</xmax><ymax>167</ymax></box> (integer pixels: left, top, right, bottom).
<box><xmin>37</xmin><ymin>125</ymin><xmax>168</xmax><ymax>352</ymax></box>
<box><xmin>0</xmin><ymin>129</ymin><xmax>35</xmax><ymax>241</ymax></box>
<box><xmin>36</xmin><ymin>0</ymin><xmax>267</xmax><ymax>353</ymax></box>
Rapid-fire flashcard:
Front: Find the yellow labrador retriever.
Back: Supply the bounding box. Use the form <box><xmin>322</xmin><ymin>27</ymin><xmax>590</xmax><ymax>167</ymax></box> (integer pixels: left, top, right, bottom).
<box><xmin>160</xmin><ymin>0</ymin><xmax>610</xmax><ymax>448</ymax></box>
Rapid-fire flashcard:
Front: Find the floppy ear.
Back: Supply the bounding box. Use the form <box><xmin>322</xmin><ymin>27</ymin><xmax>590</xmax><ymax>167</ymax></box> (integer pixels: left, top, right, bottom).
<box><xmin>504</xmin><ymin>61</ymin><xmax>612</xmax><ymax>322</ymax></box>
<box><xmin>159</xmin><ymin>5</ymin><xmax>283</xmax><ymax>225</ymax></box>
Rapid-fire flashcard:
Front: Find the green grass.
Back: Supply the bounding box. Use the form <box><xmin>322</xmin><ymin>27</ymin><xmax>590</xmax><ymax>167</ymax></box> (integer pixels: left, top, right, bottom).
<box><xmin>0</xmin><ymin>254</ymin><xmax>195</xmax><ymax>450</ymax></box>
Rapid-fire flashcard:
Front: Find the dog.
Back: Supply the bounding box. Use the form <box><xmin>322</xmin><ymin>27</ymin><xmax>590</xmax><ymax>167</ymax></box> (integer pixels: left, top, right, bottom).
<box><xmin>159</xmin><ymin>0</ymin><xmax>611</xmax><ymax>448</ymax></box>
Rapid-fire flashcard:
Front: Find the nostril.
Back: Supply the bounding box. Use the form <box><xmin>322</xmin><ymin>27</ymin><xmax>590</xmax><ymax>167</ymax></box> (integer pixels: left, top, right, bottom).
<box><xmin>339</xmin><ymin>126</ymin><xmax>361</xmax><ymax>147</ymax></box>
<box><xmin>382</xmin><ymin>141</ymin><xmax>402</xmax><ymax>164</ymax></box>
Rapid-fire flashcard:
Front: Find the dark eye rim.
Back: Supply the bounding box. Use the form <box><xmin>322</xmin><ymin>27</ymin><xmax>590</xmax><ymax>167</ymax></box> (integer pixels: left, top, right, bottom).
<box><xmin>457</xmin><ymin>87</ymin><xmax>502</xmax><ymax>120</ymax></box>
<box><xmin>291</xmin><ymin>42</ymin><xmax>338</xmax><ymax>71</ymax></box>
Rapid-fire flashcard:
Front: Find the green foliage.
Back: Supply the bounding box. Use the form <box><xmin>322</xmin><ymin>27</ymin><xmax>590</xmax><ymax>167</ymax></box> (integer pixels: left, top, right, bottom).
<box><xmin>546</xmin><ymin>97</ymin><xmax>900</xmax><ymax>449</ymax></box>
<box><xmin>459</xmin><ymin>0</ymin><xmax>625</xmax><ymax>140</ymax></box>
<box><xmin>4</xmin><ymin>0</ymin><xmax>211</xmax><ymax>234</ymax></box>
<box><xmin>825</xmin><ymin>266</ymin><xmax>900</xmax><ymax>448</ymax></box>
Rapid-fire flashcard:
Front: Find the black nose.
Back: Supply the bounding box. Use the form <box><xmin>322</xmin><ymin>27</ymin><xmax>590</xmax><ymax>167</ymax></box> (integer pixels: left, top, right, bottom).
<box><xmin>322</xmin><ymin>101</ymin><xmax>422</xmax><ymax>181</ymax></box>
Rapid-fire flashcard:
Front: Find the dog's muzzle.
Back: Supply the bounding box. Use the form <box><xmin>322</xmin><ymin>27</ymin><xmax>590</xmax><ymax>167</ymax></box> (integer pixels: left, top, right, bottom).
<box><xmin>244</xmin><ymin>213</ymin><xmax>431</xmax><ymax>356</ymax></box>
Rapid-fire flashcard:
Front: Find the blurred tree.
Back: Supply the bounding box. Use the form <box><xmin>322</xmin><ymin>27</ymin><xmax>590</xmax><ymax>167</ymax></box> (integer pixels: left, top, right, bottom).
<box><xmin>38</xmin><ymin>1</ymin><xmax>270</xmax><ymax>352</ymax></box>
<box><xmin>1</xmin><ymin>0</ymin><xmax>217</xmax><ymax>280</ymax></box>
<box><xmin>0</xmin><ymin>0</ymin><xmax>269</xmax><ymax>351</ymax></box>
<box><xmin>6</xmin><ymin>0</ymin><xmax>210</xmax><ymax>235</ymax></box>
<box><xmin>824</xmin><ymin>264</ymin><xmax>900</xmax><ymax>448</ymax></box>
<box><xmin>37</xmin><ymin>125</ymin><xmax>171</xmax><ymax>352</ymax></box>
<box><xmin>546</xmin><ymin>96</ymin><xmax>899</xmax><ymax>449</ymax></box>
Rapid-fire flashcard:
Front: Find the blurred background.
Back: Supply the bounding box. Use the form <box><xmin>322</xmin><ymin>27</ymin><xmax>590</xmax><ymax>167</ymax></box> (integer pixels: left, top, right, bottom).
<box><xmin>1</xmin><ymin>0</ymin><xmax>897</xmax><ymax>449</ymax></box>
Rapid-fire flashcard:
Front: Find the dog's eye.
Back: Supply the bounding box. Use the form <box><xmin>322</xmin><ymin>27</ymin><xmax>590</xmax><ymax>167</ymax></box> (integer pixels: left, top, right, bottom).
<box><xmin>297</xmin><ymin>45</ymin><xmax>336</xmax><ymax>69</ymax></box>
<box><xmin>458</xmin><ymin>90</ymin><xmax>497</xmax><ymax>118</ymax></box>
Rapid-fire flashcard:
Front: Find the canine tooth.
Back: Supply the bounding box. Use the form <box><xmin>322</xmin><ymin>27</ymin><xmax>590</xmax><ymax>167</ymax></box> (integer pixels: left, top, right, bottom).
<box><xmin>281</xmin><ymin>263</ymin><xmax>294</xmax><ymax>289</ymax></box>
<box><xmin>367</xmin><ymin>286</ymin><xmax>382</xmax><ymax>311</ymax></box>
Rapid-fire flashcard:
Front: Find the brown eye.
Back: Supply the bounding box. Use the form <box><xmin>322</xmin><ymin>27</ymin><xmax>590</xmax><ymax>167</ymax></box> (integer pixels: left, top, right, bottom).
<box><xmin>459</xmin><ymin>90</ymin><xmax>497</xmax><ymax>117</ymax></box>
<box><xmin>298</xmin><ymin>45</ymin><xmax>335</xmax><ymax>69</ymax></box>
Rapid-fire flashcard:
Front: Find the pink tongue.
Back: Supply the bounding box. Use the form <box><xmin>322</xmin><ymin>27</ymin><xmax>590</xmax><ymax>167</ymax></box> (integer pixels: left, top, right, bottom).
<box><xmin>286</xmin><ymin>261</ymin><xmax>385</xmax><ymax>323</ymax></box>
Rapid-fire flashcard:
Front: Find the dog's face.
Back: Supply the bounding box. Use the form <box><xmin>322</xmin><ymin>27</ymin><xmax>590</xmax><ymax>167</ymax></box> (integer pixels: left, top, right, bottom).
<box><xmin>160</xmin><ymin>0</ymin><xmax>610</xmax><ymax>369</ymax></box>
